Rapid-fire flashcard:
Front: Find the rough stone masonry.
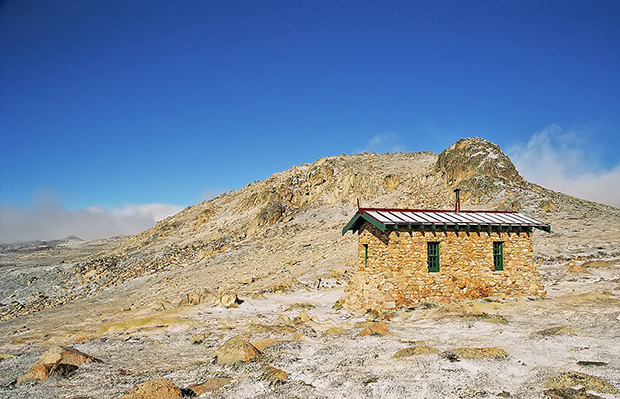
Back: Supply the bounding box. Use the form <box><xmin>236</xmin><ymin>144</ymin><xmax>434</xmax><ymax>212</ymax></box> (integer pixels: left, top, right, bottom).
<box><xmin>343</xmin><ymin>223</ymin><xmax>546</xmax><ymax>312</ymax></box>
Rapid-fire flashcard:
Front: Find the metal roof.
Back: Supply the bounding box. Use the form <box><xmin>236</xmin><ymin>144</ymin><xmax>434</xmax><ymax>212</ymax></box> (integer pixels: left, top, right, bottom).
<box><xmin>342</xmin><ymin>207</ymin><xmax>551</xmax><ymax>235</ymax></box>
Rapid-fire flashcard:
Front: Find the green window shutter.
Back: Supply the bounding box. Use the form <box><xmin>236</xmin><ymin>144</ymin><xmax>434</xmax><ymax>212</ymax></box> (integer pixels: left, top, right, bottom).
<box><xmin>427</xmin><ymin>242</ymin><xmax>440</xmax><ymax>272</ymax></box>
<box><xmin>493</xmin><ymin>242</ymin><xmax>504</xmax><ymax>271</ymax></box>
<box><xmin>363</xmin><ymin>244</ymin><xmax>369</xmax><ymax>267</ymax></box>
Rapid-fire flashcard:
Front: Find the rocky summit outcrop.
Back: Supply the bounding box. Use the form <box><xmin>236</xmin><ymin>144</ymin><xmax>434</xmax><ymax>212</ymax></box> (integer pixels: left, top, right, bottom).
<box><xmin>2</xmin><ymin>137</ymin><xmax>620</xmax><ymax>321</ymax></box>
<box><xmin>435</xmin><ymin>137</ymin><xmax>525</xmax><ymax>204</ymax></box>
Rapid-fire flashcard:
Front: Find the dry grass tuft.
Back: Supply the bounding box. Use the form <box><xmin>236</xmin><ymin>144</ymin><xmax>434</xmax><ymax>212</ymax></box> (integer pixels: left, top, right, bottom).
<box><xmin>393</xmin><ymin>346</ymin><xmax>440</xmax><ymax>358</ymax></box>
<box><xmin>580</xmin><ymin>259</ymin><xmax>619</xmax><ymax>269</ymax></box>
<box><xmin>324</xmin><ymin>326</ymin><xmax>347</xmax><ymax>337</ymax></box>
<box><xmin>544</xmin><ymin>372</ymin><xmax>619</xmax><ymax>394</ymax></box>
<box><xmin>472</xmin><ymin>312</ymin><xmax>508</xmax><ymax>324</ymax></box>
<box><xmin>544</xmin><ymin>387</ymin><xmax>604</xmax><ymax>398</ymax></box>
<box><xmin>533</xmin><ymin>325</ymin><xmax>576</xmax><ymax>337</ymax></box>
<box><xmin>442</xmin><ymin>347</ymin><xmax>508</xmax><ymax>360</ymax></box>
<box><xmin>245</xmin><ymin>323</ymin><xmax>272</xmax><ymax>335</ymax></box>
<box><xmin>284</xmin><ymin>302</ymin><xmax>316</xmax><ymax>311</ymax></box>
<box><xmin>272</xmin><ymin>278</ymin><xmax>299</xmax><ymax>294</ymax></box>
<box><xmin>95</xmin><ymin>315</ymin><xmax>190</xmax><ymax>335</ymax></box>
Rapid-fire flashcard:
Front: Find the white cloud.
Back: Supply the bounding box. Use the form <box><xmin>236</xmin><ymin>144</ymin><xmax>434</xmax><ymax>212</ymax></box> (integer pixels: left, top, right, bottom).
<box><xmin>508</xmin><ymin>125</ymin><xmax>620</xmax><ymax>207</ymax></box>
<box><xmin>356</xmin><ymin>133</ymin><xmax>406</xmax><ymax>153</ymax></box>
<box><xmin>0</xmin><ymin>200</ymin><xmax>183</xmax><ymax>243</ymax></box>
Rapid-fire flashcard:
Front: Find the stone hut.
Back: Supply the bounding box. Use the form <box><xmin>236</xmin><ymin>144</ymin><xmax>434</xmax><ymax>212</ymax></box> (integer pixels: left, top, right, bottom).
<box><xmin>341</xmin><ymin>203</ymin><xmax>550</xmax><ymax>312</ymax></box>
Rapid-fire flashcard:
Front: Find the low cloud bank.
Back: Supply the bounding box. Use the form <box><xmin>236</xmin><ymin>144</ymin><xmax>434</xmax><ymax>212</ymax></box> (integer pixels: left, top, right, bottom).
<box><xmin>509</xmin><ymin>125</ymin><xmax>620</xmax><ymax>207</ymax></box>
<box><xmin>0</xmin><ymin>200</ymin><xmax>184</xmax><ymax>243</ymax></box>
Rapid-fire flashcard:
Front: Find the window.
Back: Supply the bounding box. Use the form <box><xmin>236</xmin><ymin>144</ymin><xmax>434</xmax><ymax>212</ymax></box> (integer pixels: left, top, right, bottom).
<box><xmin>493</xmin><ymin>242</ymin><xmax>504</xmax><ymax>271</ymax></box>
<box><xmin>427</xmin><ymin>242</ymin><xmax>440</xmax><ymax>272</ymax></box>
<box><xmin>363</xmin><ymin>244</ymin><xmax>369</xmax><ymax>267</ymax></box>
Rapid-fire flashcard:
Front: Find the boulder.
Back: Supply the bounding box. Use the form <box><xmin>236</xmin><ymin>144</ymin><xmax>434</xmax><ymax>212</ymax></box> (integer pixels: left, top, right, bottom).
<box><xmin>213</xmin><ymin>336</ymin><xmax>261</xmax><ymax>365</ymax></box>
<box><xmin>220</xmin><ymin>292</ymin><xmax>243</xmax><ymax>308</ymax></box>
<box><xmin>256</xmin><ymin>201</ymin><xmax>286</xmax><ymax>227</ymax></box>
<box><xmin>272</xmin><ymin>278</ymin><xmax>297</xmax><ymax>294</ymax></box>
<box><xmin>358</xmin><ymin>322</ymin><xmax>389</xmax><ymax>337</ymax></box>
<box><xmin>383</xmin><ymin>174</ymin><xmax>401</xmax><ymax>192</ymax></box>
<box><xmin>16</xmin><ymin>345</ymin><xmax>101</xmax><ymax>384</ymax></box>
<box><xmin>299</xmin><ymin>310</ymin><xmax>311</xmax><ymax>323</ymax></box>
<box><xmin>260</xmin><ymin>365</ymin><xmax>288</xmax><ymax>381</ymax></box>
<box><xmin>281</xmin><ymin>326</ymin><xmax>297</xmax><ymax>334</ymax></box>
<box><xmin>191</xmin><ymin>333</ymin><xmax>209</xmax><ymax>344</ymax></box>
<box><xmin>251</xmin><ymin>338</ymin><xmax>278</xmax><ymax>352</ymax></box>
<box><xmin>330</xmin><ymin>268</ymin><xmax>347</xmax><ymax>278</ymax></box>
<box><xmin>274</xmin><ymin>314</ymin><xmax>291</xmax><ymax>325</ymax></box>
<box><xmin>293</xmin><ymin>310</ymin><xmax>312</xmax><ymax>324</ymax></box>
<box><xmin>120</xmin><ymin>379</ymin><xmax>182</xmax><ymax>399</ymax></box>
<box><xmin>178</xmin><ymin>290</ymin><xmax>217</xmax><ymax>307</ymax></box>
<box><xmin>187</xmin><ymin>377</ymin><xmax>232</xmax><ymax>396</ymax></box>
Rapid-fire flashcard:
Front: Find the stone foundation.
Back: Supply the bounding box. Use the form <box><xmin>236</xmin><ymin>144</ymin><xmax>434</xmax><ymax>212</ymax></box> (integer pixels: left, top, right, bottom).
<box><xmin>343</xmin><ymin>223</ymin><xmax>545</xmax><ymax>312</ymax></box>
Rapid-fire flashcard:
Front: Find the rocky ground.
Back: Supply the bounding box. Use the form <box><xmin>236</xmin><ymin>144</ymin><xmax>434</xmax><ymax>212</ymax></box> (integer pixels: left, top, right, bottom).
<box><xmin>0</xmin><ymin>255</ymin><xmax>618</xmax><ymax>398</ymax></box>
<box><xmin>1</xmin><ymin>138</ymin><xmax>619</xmax><ymax>398</ymax></box>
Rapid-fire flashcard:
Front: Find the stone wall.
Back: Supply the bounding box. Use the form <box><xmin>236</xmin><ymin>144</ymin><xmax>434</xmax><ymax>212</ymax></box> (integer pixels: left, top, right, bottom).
<box><xmin>343</xmin><ymin>222</ymin><xmax>546</xmax><ymax>312</ymax></box>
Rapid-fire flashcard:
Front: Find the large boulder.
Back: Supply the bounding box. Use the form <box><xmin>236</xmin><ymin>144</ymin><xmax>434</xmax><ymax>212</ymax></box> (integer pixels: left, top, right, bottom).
<box><xmin>16</xmin><ymin>345</ymin><xmax>101</xmax><ymax>384</ymax></box>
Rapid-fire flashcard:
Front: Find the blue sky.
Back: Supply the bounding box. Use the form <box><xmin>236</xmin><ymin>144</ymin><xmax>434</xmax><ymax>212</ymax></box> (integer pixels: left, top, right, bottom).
<box><xmin>1</xmin><ymin>1</ymin><xmax>620</xmax><ymax>242</ymax></box>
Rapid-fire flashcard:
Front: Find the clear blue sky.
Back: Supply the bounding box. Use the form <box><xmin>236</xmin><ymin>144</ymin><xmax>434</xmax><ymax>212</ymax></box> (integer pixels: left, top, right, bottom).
<box><xmin>1</xmin><ymin>1</ymin><xmax>620</xmax><ymax>241</ymax></box>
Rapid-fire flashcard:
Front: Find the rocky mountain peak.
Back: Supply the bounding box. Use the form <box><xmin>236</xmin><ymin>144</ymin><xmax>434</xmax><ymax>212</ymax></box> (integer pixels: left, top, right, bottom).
<box><xmin>435</xmin><ymin>137</ymin><xmax>524</xmax><ymax>203</ymax></box>
<box><xmin>3</xmin><ymin>137</ymin><xmax>620</xmax><ymax>324</ymax></box>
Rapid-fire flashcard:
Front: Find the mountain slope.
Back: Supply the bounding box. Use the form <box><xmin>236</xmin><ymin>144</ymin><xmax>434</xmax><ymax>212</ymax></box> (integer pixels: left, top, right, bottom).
<box><xmin>2</xmin><ymin>137</ymin><xmax>620</xmax><ymax>321</ymax></box>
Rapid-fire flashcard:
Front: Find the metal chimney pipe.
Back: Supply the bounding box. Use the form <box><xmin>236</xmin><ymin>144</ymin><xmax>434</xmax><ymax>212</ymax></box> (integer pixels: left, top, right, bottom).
<box><xmin>454</xmin><ymin>188</ymin><xmax>460</xmax><ymax>212</ymax></box>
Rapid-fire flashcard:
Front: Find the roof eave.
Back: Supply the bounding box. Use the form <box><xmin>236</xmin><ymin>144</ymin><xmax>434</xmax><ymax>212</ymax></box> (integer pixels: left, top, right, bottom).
<box><xmin>342</xmin><ymin>209</ymin><xmax>551</xmax><ymax>235</ymax></box>
<box><xmin>342</xmin><ymin>213</ymin><xmax>386</xmax><ymax>236</ymax></box>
